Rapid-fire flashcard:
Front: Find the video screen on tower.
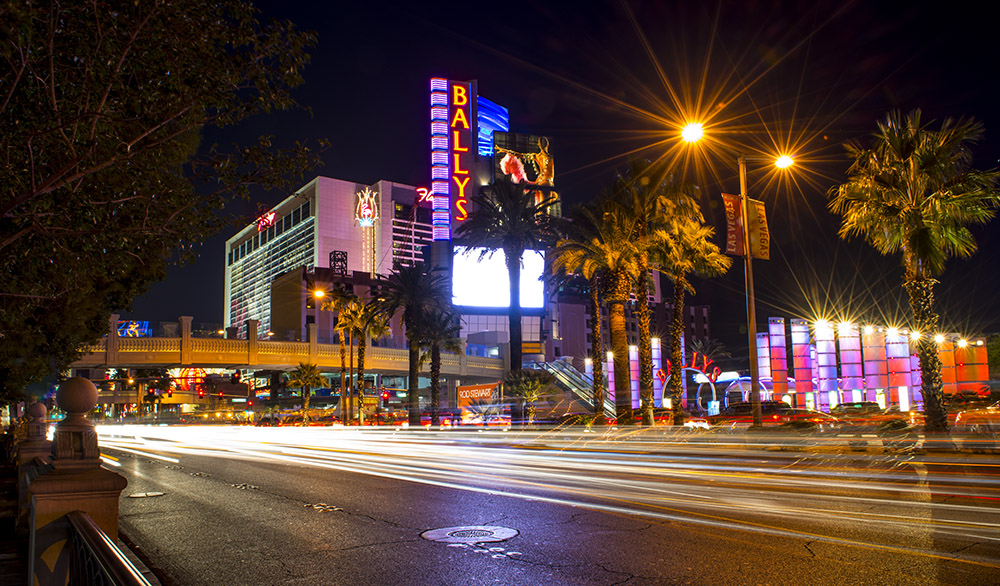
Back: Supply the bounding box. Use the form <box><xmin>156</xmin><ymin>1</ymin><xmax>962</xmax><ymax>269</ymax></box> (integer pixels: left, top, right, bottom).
<box><xmin>493</xmin><ymin>133</ymin><xmax>555</xmax><ymax>188</ymax></box>
<box><xmin>452</xmin><ymin>246</ymin><xmax>545</xmax><ymax>309</ymax></box>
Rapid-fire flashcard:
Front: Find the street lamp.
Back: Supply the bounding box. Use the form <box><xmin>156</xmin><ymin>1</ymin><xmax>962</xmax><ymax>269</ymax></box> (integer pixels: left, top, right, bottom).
<box><xmin>738</xmin><ymin>153</ymin><xmax>793</xmax><ymax>427</ymax></box>
<box><xmin>680</xmin><ymin>124</ymin><xmax>793</xmax><ymax>426</ymax></box>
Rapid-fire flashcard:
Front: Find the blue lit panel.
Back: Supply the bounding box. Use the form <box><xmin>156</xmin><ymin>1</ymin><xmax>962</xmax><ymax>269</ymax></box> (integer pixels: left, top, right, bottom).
<box><xmin>477</xmin><ymin>96</ymin><xmax>509</xmax><ymax>157</ymax></box>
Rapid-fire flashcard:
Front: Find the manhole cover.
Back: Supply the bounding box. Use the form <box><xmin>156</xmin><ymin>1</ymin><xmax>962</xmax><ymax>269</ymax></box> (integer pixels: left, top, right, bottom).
<box><xmin>128</xmin><ymin>492</ymin><xmax>165</xmax><ymax>498</ymax></box>
<box><xmin>421</xmin><ymin>526</ymin><xmax>518</xmax><ymax>544</ymax></box>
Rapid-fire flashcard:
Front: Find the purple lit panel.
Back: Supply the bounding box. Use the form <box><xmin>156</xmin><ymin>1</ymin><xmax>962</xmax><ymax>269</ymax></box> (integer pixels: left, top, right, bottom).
<box><xmin>885</xmin><ymin>331</ymin><xmax>910</xmax><ymax>390</ymax></box>
<box><xmin>756</xmin><ymin>332</ymin><xmax>771</xmax><ymax>380</ymax></box>
<box><xmin>862</xmin><ymin>329</ymin><xmax>887</xmax><ymax>397</ymax></box>
<box><xmin>629</xmin><ymin>345</ymin><xmax>639</xmax><ymax>409</ymax></box>
<box><xmin>651</xmin><ymin>337</ymin><xmax>663</xmax><ymax>407</ymax></box>
<box><xmin>838</xmin><ymin>325</ymin><xmax>863</xmax><ymax>390</ymax></box>
<box><xmin>768</xmin><ymin>318</ymin><xmax>787</xmax><ymax>396</ymax></box>
<box><xmin>790</xmin><ymin>320</ymin><xmax>812</xmax><ymax>405</ymax></box>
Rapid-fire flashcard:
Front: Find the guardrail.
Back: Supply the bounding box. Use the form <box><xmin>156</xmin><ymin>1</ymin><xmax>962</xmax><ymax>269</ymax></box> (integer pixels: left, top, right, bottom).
<box><xmin>67</xmin><ymin>511</ymin><xmax>152</xmax><ymax>586</ymax></box>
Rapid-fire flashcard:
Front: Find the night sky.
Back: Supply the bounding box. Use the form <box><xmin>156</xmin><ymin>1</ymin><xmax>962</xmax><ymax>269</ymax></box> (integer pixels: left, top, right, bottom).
<box><xmin>120</xmin><ymin>0</ymin><xmax>1000</xmax><ymax>358</ymax></box>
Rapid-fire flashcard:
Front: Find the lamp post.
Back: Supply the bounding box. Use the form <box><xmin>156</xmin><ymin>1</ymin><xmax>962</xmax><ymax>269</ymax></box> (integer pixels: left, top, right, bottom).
<box><xmin>738</xmin><ymin>154</ymin><xmax>793</xmax><ymax>426</ymax></box>
<box><xmin>681</xmin><ymin>123</ymin><xmax>792</xmax><ymax>427</ymax></box>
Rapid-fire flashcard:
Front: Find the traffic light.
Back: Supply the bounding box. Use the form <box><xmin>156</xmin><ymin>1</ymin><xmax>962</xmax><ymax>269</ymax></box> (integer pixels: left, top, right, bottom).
<box><xmin>248</xmin><ymin>400</ymin><xmax>253</xmax><ymax>407</ymax></box>
<box><xmin>198</xmin><ymin>387</ymin><xmax>205</xmax><ymax>398</ymax></box>
<box><xmin>381</xmin><ymin>390</ymin><xmax>389</xmax><ymax>406</ymax></box>
<box><xmin>218</xmin><ymin>390</ymin><xmax>224</xmax><ymax>398</ymax></box>
<box><xmin>231</xmin><ymin>372</ymin><xmax>241</xmax><ymax>384</ymax></box>
<box><xmin>167</xmin><ymin>390</ymin><xmax>173</xmax><ymax>398</ymax></box>
<box><xmin>147</xmin><ymin>388</ymin><xmax>154</xmax><ymax>395</ymax></box>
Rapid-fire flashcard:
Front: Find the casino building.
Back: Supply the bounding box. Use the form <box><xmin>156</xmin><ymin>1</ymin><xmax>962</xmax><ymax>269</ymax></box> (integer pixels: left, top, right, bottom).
<box><xmin>222</xmin><ymin>78</ymin><xmax>708</xmax><ymax>411</ymax></box>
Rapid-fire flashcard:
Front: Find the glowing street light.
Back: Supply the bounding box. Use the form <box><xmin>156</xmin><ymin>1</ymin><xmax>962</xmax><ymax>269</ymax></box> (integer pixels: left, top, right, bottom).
<box><xmin>682</xmin><ymin>126</ymin><xmax>794</xmax><ymax>426</ymax></box>
<box><xmin>934</xmin><ymin>334</ymin><xmax>945</xmax><ymax>344</ymax></box>
<box><xmin>681</xmin><ymin>123</ymin><xmax>703</xmax><ymax>143</ymax></box>
<box><xmin>312</xmin><ymin>289</ymin><xmax>325</xmax><ymax>299</ymax></box>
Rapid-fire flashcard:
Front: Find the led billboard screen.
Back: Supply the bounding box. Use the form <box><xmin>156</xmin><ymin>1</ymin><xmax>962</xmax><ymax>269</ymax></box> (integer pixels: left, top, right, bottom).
<box><xmin>494</xmin><ymin>133</ymin><xmax>554</xmax><ymax>188</ymax></box>
<box><xmin>452</xmin><ymin>246</ymin><xmax>545</xmax><ymax>309</ymax></box>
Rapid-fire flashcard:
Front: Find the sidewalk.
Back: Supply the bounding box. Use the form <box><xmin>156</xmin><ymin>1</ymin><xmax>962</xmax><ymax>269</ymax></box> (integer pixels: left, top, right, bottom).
<box><xmin>0</xmin><ymin>461</ymin><xmax>27</xmax><ymax>585</ymax></box>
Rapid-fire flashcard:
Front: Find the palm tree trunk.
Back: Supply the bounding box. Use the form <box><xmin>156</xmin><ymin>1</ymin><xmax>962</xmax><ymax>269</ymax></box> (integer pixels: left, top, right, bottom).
<box><xmin>407</xmin><ymin>339</ymin><xmax>421</xmax><ymax>426</ymax></box>
<box><xmin>430</xmin><ymin>343</ymin><xmax>441</xmax><ymax>426</ymax></box>
<box><xmin>303</xmin><ymin>386</ymin><xmax>311</xmax><ymax>423</ymax></box>
<box><xmin>589</xmin><ymin>276</ymin><xmax>606</xmax><ymax>424</ymax></box>
<box><xmin>905</xmin><ymin>274</ymin><xmax>947</xmax><ymax>432</ymax></box>
<box><xmin>635</xmin><ymin>258</ymin><xmax>654</xmax><ymax>426</ymax></box>
<box><xmin>339</xmin><ymin>329</ymin><xmax>347</xmax><ymax>420</ymax></box>
<box><xmin>348</xmin><ymin>330</ymin><xmax>355</xmax><ymax>422</ymax></box>
<box><xmin>608</xmin><ymin>301</ymin><xmax>631</xmax><ymax>423</ymax></box>
<box><xmin>506</xmin><ymin>247</ymin><xmax>523</xmax><ymax>370</ymax></box>
<box><xmin>669</xmin><ymin>275</ymin><xmax>687</xmax><ymax>425</ymax></box>
<box><xmin>357</xmin><ymin>335</ymin><xmax>367</xmax><ymax>423</ymax></box>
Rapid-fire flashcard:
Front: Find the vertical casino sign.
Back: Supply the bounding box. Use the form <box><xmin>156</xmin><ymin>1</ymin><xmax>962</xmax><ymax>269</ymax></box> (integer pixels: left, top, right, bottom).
<box><xmin>429</xmin><ymin>78</ymin><xmax>475</xmax><ymax>241</ymax></box>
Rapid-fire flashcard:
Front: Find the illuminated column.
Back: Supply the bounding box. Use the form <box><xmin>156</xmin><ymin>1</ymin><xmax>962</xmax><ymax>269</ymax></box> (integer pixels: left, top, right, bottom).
<box><xmin>957</xmin><ymin>338</ymin><xmax>989</xmax><ymax>393</ymax></box>
<box><xmin>939</xmin><ymin>340</ymin><xmax>957</xmax><ymax>394</ymax></box>
<box><xmin>584</xmin><ymin>358</ymin><xmax>593</xmax><ymax>378</ymax></box>
<box><xmin>651</xmin><ymin>337</ymin><xmax>664</xmax><ymax>408</ymax></box>
<box><xmin>429</xmin><ymin>78</ymin><xmax>450</xmax><ymax>242</ymax></box>
<box><xmin>628</xmin><ymin>344</ymin><xmax>639</xmax><ymax>409</ymax></box>
<box><xmin>837</xmin><ymin>323</ymin><xmax>863</xmax><ymax>403</ymax></box>
<box><xmin>885</xmin><ymin>329</ymin><xmax>910</xmax><ymax>408</ymax></box>
<box><xmin>789</xmin><ymin>320</ymin><xmax>812</xmax><ymax>409</ymax></box>
<box><xmin>606</xmin><ymin>351</ymin><xmax>615</xmax><ymax>405</ymax></box>
<box><xmin>814</xmin><ymin>321</ymin><xmax>838</xmax><ymax>410</ymax></box>
<box><xmin>767</xmin><ymin>318</ymin><xmax>787</xmax><ymax>402</ymax></box>
<box><xmin>755</xmin><ymin>332</ymin><xmax>771</xmax><ymax>404</ymax></box>
<box><xmin>861</xmin><ymin>326</ymin><xmax>888</xmax><ymax>406</ymax></box>
<box><xmin>909</xmin><ymin>351</ymin><xmax>922</xmax><ymax>409</ymax></box>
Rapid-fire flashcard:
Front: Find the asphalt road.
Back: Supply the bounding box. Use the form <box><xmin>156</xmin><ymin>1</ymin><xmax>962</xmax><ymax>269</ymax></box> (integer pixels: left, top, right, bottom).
<box><xmin>99</xmin><ymin>425</ymin><xmax>1000</xmax><ymax>586</ymax></box>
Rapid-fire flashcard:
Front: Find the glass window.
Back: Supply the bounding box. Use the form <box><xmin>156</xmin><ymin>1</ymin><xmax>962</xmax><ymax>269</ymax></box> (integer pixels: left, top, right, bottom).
<box><xmin>283</xmin><ymin>215</ymin><xmax>291</xmax><ymax>231</ymax></box>
<box><xmin>228</xmin><ymin>251</ymin><xmax>233</xmax><ymax>265</ymax></box>
<box><xmin>292</xmin><ymin>208</ymin><xmax>300</xmax><ymax>225</ymax></box>
<box><xmin>301</xmin><ymin>201</ymin><xmax>310</xmax><ymax>218</ymax></box>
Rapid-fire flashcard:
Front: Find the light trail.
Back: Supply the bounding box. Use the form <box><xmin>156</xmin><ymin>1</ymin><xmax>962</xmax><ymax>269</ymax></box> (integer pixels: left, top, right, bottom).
<box><xmin>98</xmin><ymin>424</ymin><xmax>1000</xmax><ymax>568</ymax></box>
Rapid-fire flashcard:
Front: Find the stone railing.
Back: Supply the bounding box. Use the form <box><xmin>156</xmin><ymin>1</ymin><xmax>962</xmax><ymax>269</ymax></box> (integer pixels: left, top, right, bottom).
<box><xmin>72</xmin><ymin>314</ymin><xmax>505</xmax><ymax>378</ymax></box>
<box><xmin>258</xmin><ymin>341</ymin><xmax>311</xmax><ymax>355</ymax></box>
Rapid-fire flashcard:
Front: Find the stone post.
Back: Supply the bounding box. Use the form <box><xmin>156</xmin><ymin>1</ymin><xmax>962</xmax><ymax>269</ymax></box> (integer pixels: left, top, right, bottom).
<box><xmin>107</xmin><ymin>313</ymin><xmax>120</xmax><ymax>365</ymax></box>
<box><xmin>246</xmin><ymin>319</ymin><xmax>260</xmax><ymax>366</ymax></box>
<box><xmin>28</xmin><ymin>377</ymin><xmax>128</xmax><ymax>586</ymax></box>
<box><xmin>179</xmin><ymin>316</ymin><xmax>193</xmax><ymax>365</ymax></box>
<box><xmin>16</xmin><ymin>402</ymin><xmax>51</xmax><ymax>534</ymax></box>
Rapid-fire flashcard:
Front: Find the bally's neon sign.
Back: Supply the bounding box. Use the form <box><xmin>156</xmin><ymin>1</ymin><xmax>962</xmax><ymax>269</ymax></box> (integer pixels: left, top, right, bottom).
<box><xmin>449</xmin><ymin>82</ymin><xmax>473</xmax><ymax>223</ymax></box>
<box><xmin>256</xmin><ymin>211</ymin><xmax>276</xmax><ymax>231</ymax></box>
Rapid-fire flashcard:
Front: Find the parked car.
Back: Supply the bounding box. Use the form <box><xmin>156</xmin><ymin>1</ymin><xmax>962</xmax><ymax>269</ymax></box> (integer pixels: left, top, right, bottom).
<box><xmin>706</xmin><ymin>401</ymin><xmax>839</xmax><ymax>430</ymax></box>
<box><xmin>955</xmin><ymin>401</ymin><xmax>1000</xmax><ymax>433</ymax></box>
<box><xmin>831</xmin><ymin>403</ymin><xmax>923</xmax><ymax>428</ymax></box>
<box><xmin>308</xmin><ymin>413</ymin><xmax>342</xmax><ymax>426</ymax></box>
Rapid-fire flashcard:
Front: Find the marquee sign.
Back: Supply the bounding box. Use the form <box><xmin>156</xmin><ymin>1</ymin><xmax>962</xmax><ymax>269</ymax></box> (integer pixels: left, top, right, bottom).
<box><xmin>256</xmin><ymin>211</ymin><xmax>276</xmax><ymax>232</ymax></box>
<box><xmin>656</xmin><ymin>351</ymin><xmax>721</xmax><ymax>385</ymax></box>
<box><xmin>429</xmin><ymin>78</ymin><xmax>475</xmax><ymax>239</ymax></box>
<box><xmin>355</xmin><ymin>187</ymin><xmax>379</xmax><ymax>227</ymax></box>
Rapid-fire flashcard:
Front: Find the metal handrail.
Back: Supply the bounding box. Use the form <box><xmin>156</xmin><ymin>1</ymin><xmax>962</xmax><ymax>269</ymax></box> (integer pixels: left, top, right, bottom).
<box><xmin>67</xmin><ymin>510</ymin><xmax>152</xmax><ymax>586</ymax></box>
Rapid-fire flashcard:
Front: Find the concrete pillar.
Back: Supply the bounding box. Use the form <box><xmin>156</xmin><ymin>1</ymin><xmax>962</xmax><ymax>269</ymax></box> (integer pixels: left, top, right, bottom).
<box><xmin>247</xmin><ymin>319</ymin><xmax>260</xmax><ymax>365</ymax></box>
<box><xmin>28</xmin><ymin>377</ymin><xmax>128</xmax><ymax>585</ymax></box>
<box><xmin>17</xmin><ymin>402</ymin><xmax>51</xmax><ymax>534</ymax></box>
<box><xmin>308</xmin><ymin>323</ymin><xmax>319</xmax><ymax>363</ymax></box>
<box><xmin>179</xmin><ymin>316</ymin><xmax>193</xmax><ymax>365</ymax></box>
<box><xmin>107</xmin><ymin>313</ymin><xmax>120</xmax><ymax>365</ymax></box>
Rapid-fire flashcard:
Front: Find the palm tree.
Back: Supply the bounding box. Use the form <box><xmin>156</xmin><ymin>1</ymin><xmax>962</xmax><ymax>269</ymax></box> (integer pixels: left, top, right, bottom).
<box><xmin>321</xmin><ymin>286</ymin><xmax>358</xmax><ymax>420</ymax></box>
<box><xmin>612</xmin><ymin>160</ymin><xmax>701</xmax><ymax>426</ymax></box>
<box><xmin>455</xmin><ymin>178</ymin><xmax>559</xmax><ymax>371</ymax></box>
<box><xmin>547</xmin><ymin>199</ymin><xmax>641</xmax><ymax>422</ymax></box>
<box><xmin>503</xmin><ymin>368</ymin><xmax>556</xmax><ymax>425</ymax></box>
<box><xmin>352</xmin><ymin>300</ymin><xmax>391</xmax><ymax>422</ymax></box>
<box><xmin>548</xmin><ymin>203</ymin><xmax>608</xmax><ymax>424</ymax></box>
<box><xmin>416</xmin><ymin>307</ymin><xmax>462</xmax><ymax>426</ymax></box>
<box><xmin>375</xmin><ymin>262</ymin><xmax>450</xmax><ymax>426</ymax></box>
<box><xmin>829</xmin><ymin>109</ymin><xmax>1000</xmax><ymax>432</ymax></box>
<box><xmin>336</xmin><ymin>299</ymin><xmax>365</xmax><ymax>422</ymax></box>
<box><xmin>287</xmin><ymin>362</ymin><xmax>325</xmax><ymax>424</ymax></box>
<box><xmin>654</xmin><ymin>218</ymin><xmax>731</xmax><ymax>425</ymax></box>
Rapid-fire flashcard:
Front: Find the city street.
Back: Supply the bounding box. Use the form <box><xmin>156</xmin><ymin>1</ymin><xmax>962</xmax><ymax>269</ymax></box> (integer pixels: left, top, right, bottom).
<box><xmin>99</xmin><ymin>425</ymin><xmax>1000</xmax><ymax>585</ymax></box>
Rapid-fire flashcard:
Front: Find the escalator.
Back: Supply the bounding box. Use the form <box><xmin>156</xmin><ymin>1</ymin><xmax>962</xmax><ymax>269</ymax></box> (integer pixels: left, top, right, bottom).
<box><xmin>529</xmin><ymin>360</ymin><xmax>616</xmax><ymax>419</ymax></box>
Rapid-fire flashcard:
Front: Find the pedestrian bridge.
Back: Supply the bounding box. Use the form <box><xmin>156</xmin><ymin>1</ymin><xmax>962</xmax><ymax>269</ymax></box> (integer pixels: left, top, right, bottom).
<box><xmin>71</xmin><ymin>315</ymin><xmax>506</xmax><ymax>381</ymax></box>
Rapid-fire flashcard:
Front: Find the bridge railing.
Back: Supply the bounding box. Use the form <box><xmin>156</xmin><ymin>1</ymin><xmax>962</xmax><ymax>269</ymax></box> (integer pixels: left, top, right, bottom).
<box><xmin>67</xmin><ymin>511</ymin><xmax>152</xmax><ymax>586</ymax></box>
